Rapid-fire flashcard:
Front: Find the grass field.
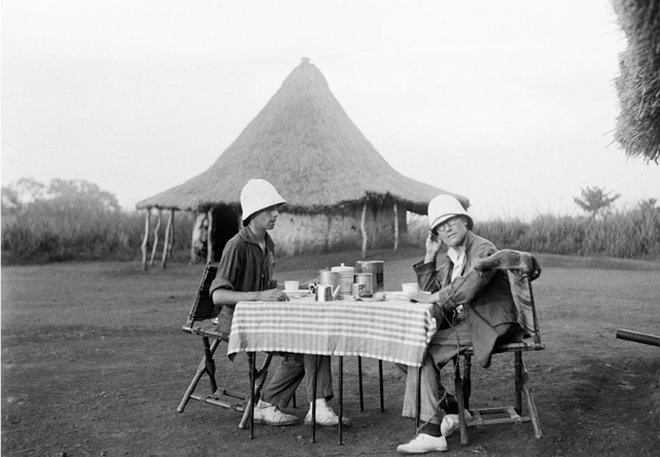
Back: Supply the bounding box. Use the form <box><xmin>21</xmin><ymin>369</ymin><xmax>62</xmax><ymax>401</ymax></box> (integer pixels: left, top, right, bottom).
<box><xmin>2</xmin><ymin>248</ymin><xmax>659</xmax><ymax>456</ymax></box>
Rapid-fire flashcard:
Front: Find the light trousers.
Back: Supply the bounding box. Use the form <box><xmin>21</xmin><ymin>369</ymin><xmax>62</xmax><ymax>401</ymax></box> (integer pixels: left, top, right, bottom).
<box><xmin>401</xmin><ymin>319</ymin><xmax>472</xmax><ymax>424</ymax></box>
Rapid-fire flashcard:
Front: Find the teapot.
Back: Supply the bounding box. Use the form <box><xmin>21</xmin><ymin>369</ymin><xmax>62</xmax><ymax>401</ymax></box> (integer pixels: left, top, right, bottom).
<box><xmin>309</xmin><ymin>283</ymin><xmax>340</xmax><ymax>302</ymax></box>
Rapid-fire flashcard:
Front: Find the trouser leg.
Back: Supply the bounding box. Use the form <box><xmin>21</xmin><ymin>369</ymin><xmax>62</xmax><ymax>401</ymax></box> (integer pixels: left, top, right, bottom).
<box><xmin>303</xmin><ymin>354</ymin><xmax>333</xmax><ymax>401</ymax></box>
<box><xmin>401</xmin><ymin>354</ymin><xmax>445</xmax><ymax>425</ymax></box>
<box><xmin>260</xmin><ymin>354</ymin><xmax>334</xmax><ymax>408</ymax></box>
<box><xmin>260</xmin><ymin>354</ymin><xmax>305</xmax><ymax>409</ymax></box>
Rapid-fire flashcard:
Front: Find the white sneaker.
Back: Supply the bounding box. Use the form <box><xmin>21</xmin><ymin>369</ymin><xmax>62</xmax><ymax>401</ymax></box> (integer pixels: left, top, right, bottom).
<box><xmin>252</xmin><ymin>404</ymin><xmax>298</xmax><ymax>426</ymax></box>
<box><xmin>396</xmin><ymin>433</ymin><xmax>448</xmax><ymax>454</ymax></box>
<box><xmin>304</xmin><ymin>405</ymin><xmax>352</xmax><ymax>427</ymax></box>
<box><xmin>440</xmin><ymin>410</ymin><xmax>472</xmax><ymax>437</ymax></box>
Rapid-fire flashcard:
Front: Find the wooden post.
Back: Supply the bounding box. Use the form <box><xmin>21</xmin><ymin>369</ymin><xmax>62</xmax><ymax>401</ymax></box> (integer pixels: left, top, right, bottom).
<box><xmin>393</xmin><ymin>202</ymin><xmax>399</xmax><ymax>252</ymax></box>
<box><xmin>168</xmin><ymin>209</ymin><xmax>175</xmax><ymax>259</ymax></box>
<box><xmin>149</xmin><ymin>209</ymin><xmax>162</xmax><ymax>265</ymax></box>
<box><xmin>206</xmin><ymin>208</ymin><xmax>214</xmax><ymax>264</ymax></box>
<box><xmin>360</xmin><ymin>201</ymin><xmax>368</xmax><ymax>259</ymax></box>
<box><xmin>140</xmin><ymin>208</ymin><xmax>151</xmax><ymax>271</ymax></box>
<box><xmin>161</xmin><ymin>209</ymin><xmax>174</xmax><ymax>269</ymax></box>
<box><xmin>190</xmin><ymin>210</ymin><xmax>199</xmax><ymax>263</ymax></box>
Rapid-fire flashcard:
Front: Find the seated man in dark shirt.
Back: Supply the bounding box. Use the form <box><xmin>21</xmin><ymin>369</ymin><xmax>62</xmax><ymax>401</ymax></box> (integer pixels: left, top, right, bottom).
<box><xmin>211</xmin><ymin>178</ymin><xmax>350</xmax><ymax>427</ymax></box>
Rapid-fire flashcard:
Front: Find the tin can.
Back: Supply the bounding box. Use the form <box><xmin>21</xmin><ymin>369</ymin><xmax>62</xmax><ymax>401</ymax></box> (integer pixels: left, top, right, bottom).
<box><xmin>318</xmin><ymin>269</ymin><xmax>339</xmax><ymax>288</ymax></box>
<box><xmin>355</xmin><ymin>260</ymin><xmax>384</xmax><ymax>292</ymax></box>
<box><xmin>331</xmin><ymin>263</ymin><xmax>355</xmax><ymax>298</ymax></box>
<box><xmin>353</xmin><ymin>272</ymin><xmax>373</xmax><ymax>298</ymax></box>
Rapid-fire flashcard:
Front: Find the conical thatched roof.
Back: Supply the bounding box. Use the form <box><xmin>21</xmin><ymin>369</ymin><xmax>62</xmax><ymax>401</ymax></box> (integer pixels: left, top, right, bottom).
<box><xmin>136</xmin><ymin>58</ymin><xmax>468</xmax><ymax>213</ymax></box>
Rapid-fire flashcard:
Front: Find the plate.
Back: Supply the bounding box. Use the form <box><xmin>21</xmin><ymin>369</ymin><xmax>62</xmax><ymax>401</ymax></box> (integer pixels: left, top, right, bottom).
<box><xmin>388</xmin><ymin>292</ymin><xmax>412</xmax><ymax>301</ymax></box>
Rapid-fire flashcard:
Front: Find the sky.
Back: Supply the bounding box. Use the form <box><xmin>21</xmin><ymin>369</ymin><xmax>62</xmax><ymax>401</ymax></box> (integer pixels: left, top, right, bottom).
<box><xmin>2</xmin><ymin>0</ymin><xmax>659</xmax><ymax>221</ymax></box>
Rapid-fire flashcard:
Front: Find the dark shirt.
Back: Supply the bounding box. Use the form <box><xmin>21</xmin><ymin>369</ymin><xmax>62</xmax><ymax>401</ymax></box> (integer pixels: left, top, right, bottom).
<box><xmin>210</xmin><ymin>226</ymin><xmax>276</xmax><ymax>295</ymax></box>
<box><xmin>209</xmin><ymin>226</ymin><xmax>276</xmax><ymax>334</ymax></box>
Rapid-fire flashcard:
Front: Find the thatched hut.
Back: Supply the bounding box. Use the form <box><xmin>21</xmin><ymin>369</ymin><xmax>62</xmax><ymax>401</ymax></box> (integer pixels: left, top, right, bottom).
<box><xmin>613</xmin><ymin>0</ymin><xmax>660</xmax><ymax>163</ymax></box>
<box><xmin>136</xmin><ymin>58</ymin><xmax>468</xmax><ymax>268</ymax></box>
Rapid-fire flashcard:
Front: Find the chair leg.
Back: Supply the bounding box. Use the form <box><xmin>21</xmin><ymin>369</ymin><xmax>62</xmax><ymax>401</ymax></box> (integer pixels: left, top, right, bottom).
<box><xmin>514</xmin><ymin>352</ymin><xmax>523</xmax><ymax>414</ymax></box>
<box><xmin>518</xmin><ymin>354</ymin><xmax>542</xmax><ymax>439</ymax></box>
<box><xmin>463</xmin><ymin>354</ymin><xmax>472</xmax><ymax>411</ymax></box>
<box><xmin>177</xmin><ymin>338</ymin><xmax>221</xmax><ymax>413</ymax></box>
<box><xmin>454</xmin><ymin>356</ymin><xmax>469</xmax><ymax>445</ymax></box>
<box><xmin>524</xmin><ymin>384</ymin><xmax>543</xmax><ymax>439</ymax></box>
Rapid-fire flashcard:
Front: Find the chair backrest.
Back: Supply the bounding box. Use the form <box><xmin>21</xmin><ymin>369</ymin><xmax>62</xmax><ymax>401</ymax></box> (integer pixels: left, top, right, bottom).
<box><xmin>507</xmin><ymin>271</ymin><xmax>542</xmax><ymax>345</ymax></box>
<box><xmin>473</xmin><ymin>249</ymin><xmax>542</xmax><ymax>346</ymax></box>
<box><xmin>184</xmin><ymin>263</ymin><xmax>220</xmax><ymax>328</ymax></box>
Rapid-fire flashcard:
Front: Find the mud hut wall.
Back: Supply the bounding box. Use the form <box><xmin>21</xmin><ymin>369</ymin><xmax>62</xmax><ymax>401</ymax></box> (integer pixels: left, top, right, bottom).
<box><xmin>271</xmin><ymin>204</ymin><xmax>408</xmax><ymax>256</ymax></box>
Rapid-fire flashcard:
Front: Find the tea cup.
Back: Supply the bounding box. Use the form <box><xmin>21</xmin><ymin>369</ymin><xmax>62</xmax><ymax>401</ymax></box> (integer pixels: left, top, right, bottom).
<box><xmin>402</xmin><ymin>282</ymin><xmax>419</xmax><ymax>294</ymax></box>
<box><xmin>284</xmin><ymin>280</ymin><xmax>299</xmax><ymax>292</ymax></box>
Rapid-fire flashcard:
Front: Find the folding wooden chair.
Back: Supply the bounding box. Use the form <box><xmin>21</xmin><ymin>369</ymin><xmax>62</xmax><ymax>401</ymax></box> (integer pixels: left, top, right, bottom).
<box><xmin>453</xmin><ymin>250</ymin><xmax>545</xmax><ymax>445</ymax></box>
<box><xmin>177</xmin><ymin>264</ymin><xmax>274</xmax><ymax>422</ymax></box>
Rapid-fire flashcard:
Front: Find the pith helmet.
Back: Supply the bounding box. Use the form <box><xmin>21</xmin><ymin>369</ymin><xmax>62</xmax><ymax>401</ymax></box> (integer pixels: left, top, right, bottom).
<box><xmin>240</xmin><ymin>179</ymin><xmax>286</xmax><ymax>222</ymax></box>
<box><xmin>428</xmin><ymin>194</ymin><xmax>473</xmax><ymax>230</ymax></box>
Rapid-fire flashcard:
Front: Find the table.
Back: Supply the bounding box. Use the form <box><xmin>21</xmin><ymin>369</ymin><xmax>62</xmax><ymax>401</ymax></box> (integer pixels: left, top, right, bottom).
<box><xmin>227</xmin><ymin>296</ymin><xmax>437</xmax><ymax>442</ymax></box>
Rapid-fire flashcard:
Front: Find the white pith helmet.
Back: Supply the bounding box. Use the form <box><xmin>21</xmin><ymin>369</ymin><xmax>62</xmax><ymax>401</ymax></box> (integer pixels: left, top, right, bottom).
<box><xmin>428</xmin><ymin>194</ymin><xmax>473</xmax><ymax>231</ymax></box>
<box><xmin>240</xmin><ymin>179</ymin><xmax>286</xmax><ymax>222</ymax></box>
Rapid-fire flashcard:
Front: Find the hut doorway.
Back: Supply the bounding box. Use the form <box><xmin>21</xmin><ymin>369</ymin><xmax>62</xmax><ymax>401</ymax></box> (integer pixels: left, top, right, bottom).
<box><xmin>210</xmin><ymin>205</ymin><xmax>239</xmax><ymax>261</ymax></box>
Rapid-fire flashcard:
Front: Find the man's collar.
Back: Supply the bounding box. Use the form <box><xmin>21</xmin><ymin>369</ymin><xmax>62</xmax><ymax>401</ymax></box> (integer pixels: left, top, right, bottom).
<box><xmin>447</xmin><ymin>246</ymin><xmax>465</xmax><ymax>265</ymax></box>
<box><xmin>238</xmin><ymin>226</ymin><xmax>274</xmax><ymax>250</ymax></box>
<box><xmin>446</xmin><ymin>231</ymin><xmax>474</xmax><ymax>263</ymax></box>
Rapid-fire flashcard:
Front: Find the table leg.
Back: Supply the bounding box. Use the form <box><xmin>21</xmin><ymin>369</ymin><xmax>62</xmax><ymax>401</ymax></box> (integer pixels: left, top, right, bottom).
<box><xmin>358</xmin><ymin>357</ymin><xmax>364</xmax><ymax>411</ymax></box>
<box><xmin>415</xmin><ymin>365</ymin><xmax>421</xmax><ymax>431</ymax></box>
<box><xmin>379</xmin><ymin>360</ymin><xmax>384</xmax><ymax>412</ymax></box>
<box><xmin>339</xmin><ymin>356</ymin><xmax>344</xmax><ymax>445</ymax></box>
<box><xmin>312</xmin><ymin>355</ymin><xmax>318</xmax><ymax>444</ymax></box>
<box><xmin>249</xmin><ymin>352</ymin><xmax>255</xmax><ymax>440</ymax></box>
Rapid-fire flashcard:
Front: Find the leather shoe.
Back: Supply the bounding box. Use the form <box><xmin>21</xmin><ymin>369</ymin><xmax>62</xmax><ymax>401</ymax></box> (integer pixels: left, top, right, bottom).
<box><xmin>396</xmin><ymin>433</ymin><xmax>448</xmax><ymax>454</ymax></box>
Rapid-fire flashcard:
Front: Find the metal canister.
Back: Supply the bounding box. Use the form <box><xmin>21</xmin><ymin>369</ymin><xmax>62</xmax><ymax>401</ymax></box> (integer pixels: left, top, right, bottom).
<box><xmin>319</xmin><ymin>269</ymin><xmax>339</xmax><ymax>288</ymax></box>
<box><xmin>331</xmin><ymin>263</ymin><xmax>355</xmax><ymax>298</ymax></box>
<box><xmin>353</xmin><ymin>272</ymin><xmax>373</xmax><ymax>298</ymax></box>
<box><xmin>355</xmin><ymin>260</ymin><xmax>384</xmax><ymax>292</ymax></box>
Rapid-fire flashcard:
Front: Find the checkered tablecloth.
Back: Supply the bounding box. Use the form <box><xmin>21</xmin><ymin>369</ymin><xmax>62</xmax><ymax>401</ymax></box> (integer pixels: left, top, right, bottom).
<box><xmin>227</xmin><ymin>298</ymin><xmax>437</xmax><ymax>367</ymax></box>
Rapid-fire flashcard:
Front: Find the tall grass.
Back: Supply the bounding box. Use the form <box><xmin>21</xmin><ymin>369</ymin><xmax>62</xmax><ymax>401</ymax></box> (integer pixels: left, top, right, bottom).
<box><xmin>407</xmin><ymin>203</ymin><xmax>660</xmax><ymax>260</ymax></box>
<box><xmin>2</xmin><ymin>202</ymin><xmax>659</xmax><ymax>265</ymax></box>
<box><xmin>1</xmin><ymin>206</ymin><xmax>195</xmax><ymax>264</ymax></box>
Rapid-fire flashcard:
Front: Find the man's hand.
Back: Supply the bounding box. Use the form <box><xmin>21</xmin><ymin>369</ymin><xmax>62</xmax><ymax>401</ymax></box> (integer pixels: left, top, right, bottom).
<box><xmin>424</xmin><ymin>232</ymin><xmax>443</xmax><ymax>263</ymax></box>
<box><xmin>409</xmin><ymin>290</ymin><xmax>436</xmax><ymax>303</ymax></box>
<box><xmin>257</xmin><ymin>288</ymin><xmax>289</xmax><ymax>301</ymax></box>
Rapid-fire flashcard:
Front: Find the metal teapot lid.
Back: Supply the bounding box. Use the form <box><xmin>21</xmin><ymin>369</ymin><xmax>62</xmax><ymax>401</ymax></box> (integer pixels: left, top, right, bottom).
<box><xmin>331</xmin><ymin>262</ymin><xmax>354</xmax><ymax>273</ymax></box>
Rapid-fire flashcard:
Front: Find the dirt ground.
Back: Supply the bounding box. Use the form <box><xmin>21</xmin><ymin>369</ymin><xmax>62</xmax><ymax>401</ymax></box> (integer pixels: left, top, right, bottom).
<box><xmin>2</xmin><ymin>249</ymin><xmax>659</xmax><ymax>456</ymax></box>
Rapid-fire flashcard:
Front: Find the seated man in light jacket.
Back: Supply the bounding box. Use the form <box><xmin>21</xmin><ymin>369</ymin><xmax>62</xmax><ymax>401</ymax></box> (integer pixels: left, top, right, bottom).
<box><xmin>397</xmin><ymin>194</ymin><xmax>522</xmax><ymax>454</ymax></box>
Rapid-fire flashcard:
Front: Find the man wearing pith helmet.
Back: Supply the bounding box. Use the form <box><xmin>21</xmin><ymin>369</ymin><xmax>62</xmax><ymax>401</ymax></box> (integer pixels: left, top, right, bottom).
<box><xmin>210</xmin><ymin>179</ymin><xmax>350</xmax><ymax>428</ymax></box>
<box><xmin>396</xmin><ymin>194</ymin><xmax>522</xmax><ymax>454</ymax></box>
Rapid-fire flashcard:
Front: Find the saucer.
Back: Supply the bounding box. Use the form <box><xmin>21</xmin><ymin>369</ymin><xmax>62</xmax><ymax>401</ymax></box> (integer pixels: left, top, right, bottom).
<box><xmin>284</xmin><ymin>290</ymin><xmax>311</xmax><ymax>298</ymax></box>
